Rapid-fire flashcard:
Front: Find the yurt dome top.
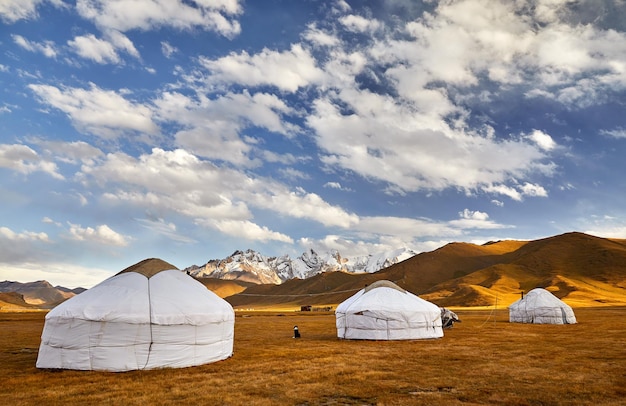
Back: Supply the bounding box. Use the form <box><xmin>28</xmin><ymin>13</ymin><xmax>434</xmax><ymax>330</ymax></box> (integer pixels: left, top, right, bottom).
<box><xmin>511</xmin><ymin>287</ymin><xmax>571</xmax><ymax>307</ymax></box>
<box><xmin>364</xmin><ymin>279</ymin><xmax>406</xmax><ymax>293</ymax></box>
<box><xmin>116</xmin><ymin>257</ymin><xmax>178</xmax><ymax>278</ymax></box>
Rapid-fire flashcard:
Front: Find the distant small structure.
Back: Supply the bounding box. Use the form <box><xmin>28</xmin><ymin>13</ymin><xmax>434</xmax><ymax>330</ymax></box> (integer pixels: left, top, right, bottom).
<box><xmin>300</xmin><ymin>305</ymin><xmax>312</xmax><ymax>312</ymax></box>
<box><xmin>293</xmin><ymin>325</ymin><xmax>301</xmax><ymax>338</ymax></box>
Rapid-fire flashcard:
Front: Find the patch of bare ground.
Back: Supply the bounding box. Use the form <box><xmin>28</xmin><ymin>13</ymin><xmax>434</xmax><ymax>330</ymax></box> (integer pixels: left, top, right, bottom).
<box><xmin>1</xmin><ymin>308</ymin><xmax>625</xmax><ymax>405</ymax></box>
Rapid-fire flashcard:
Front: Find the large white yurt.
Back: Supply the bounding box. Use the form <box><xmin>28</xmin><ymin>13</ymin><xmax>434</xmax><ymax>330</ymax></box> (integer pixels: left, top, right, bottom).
<box><xmin>36</xmin><ymin>258</ymin><xmax>235</xmax><ymax>371</ymax></box>
<box><xmin>336</xmin><ymin>280</ymin><xmax>443</xmax><ymax>340</ymax></box>
<box><xmin>509</xmin><ymin>288</ymin><xmax>577</xmax><ymax>324</ymax></box>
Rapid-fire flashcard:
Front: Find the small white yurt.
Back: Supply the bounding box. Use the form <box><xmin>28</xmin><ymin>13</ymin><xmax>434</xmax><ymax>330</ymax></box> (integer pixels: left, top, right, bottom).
<box><xmin>336</xmin><ymin>280</ymin><xmax>443</xmax><ymax>340</ymax></box>
<box><xmin>37</xmin><ymin>258</ymin><xmax>235</xmax><ymax>371</ymax></box>
<box><xmin>509</xmin><ymin>288</ymin><xmax>577</xmax><ymax>324</ymax></box>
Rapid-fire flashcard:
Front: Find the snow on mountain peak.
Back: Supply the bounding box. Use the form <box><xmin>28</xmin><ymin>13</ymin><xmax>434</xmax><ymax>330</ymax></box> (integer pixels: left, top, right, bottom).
<box><xmin>186</xmin><ymin>247</ymin><xmax>417</xmax><ymax>284</ymax></box>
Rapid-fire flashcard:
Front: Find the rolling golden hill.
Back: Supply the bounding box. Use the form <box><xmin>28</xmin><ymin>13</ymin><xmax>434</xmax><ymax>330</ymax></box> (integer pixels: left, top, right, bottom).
<box><xmin>0</xmin><ymin>292</ymin><xmax>40</xmax><ymax>311</ymax></box>
<box><xmin>225</xmin><ymin>232</ymin><xmax>626</xmax><ymax>309</ymax></box>
<box><xmin>195</xmin><ymin>278</ymin><xmax>255</xmax><ymax>298</ymax></box>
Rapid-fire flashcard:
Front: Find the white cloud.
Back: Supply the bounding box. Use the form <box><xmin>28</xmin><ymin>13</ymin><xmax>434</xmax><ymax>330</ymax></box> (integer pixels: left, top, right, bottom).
<box><xmin>309</xmin><ymin>92</ymin><xmax>550</xmax><ymax>195</ymax></box>
<box><xmin>76</xmin><ymin>193</ymin><xmax>88</xmax><ymax>206</ymax></box>
<box><xmin>0</xmin><ymin>226</ymin><xmax>50</xmax><ymax>264</ymax></box>
<box><xmin>12</xmin><ymin>34</ymin><xmax>58</xmax><ymax>58</ymax></box>
<box><xmin>533</xmin><ymin>0</ymin><xmax>577</xmax><ymax>24</ymax></box>
<box><xmin>303</xmin><ymin>24</ymin><xmax>340</xmax><ymax>47</ymax></box>
<box><xmin>154</xmin><ymin>90</ymin><xmax>298</xmax><ymax>166</ymax></box>
<box><xmin>68</xmin><ymin>34</ymin><xmax>121</xmax><ymax>64</ymax></box>
<box><xmin>76</xmin><ymin>0</ymin><xmax>242</xmax><ymax>38</ymax></box>
<box><xmin>586</xmin><ymin>227</ymin><xmax>626</xmax><ymax>239</ymax></box>
<box><xmin>28</xmin><ymin>139</ymin><xmax>103</xmax><ymax>165</ymax></box>
<box><xmin>206</xmin><ymin>219</ymin><xmax>293</xmax><ymax>243</ymax></box>
<box><xmin>298</xmin><ymin>235</ymin><xmax>393</xmax><ymax>258</ymax></box>
<box><xmin>339</xmin><ymin>15</ymin><xmax>382</xmax><ymax>33</ymax></box>
<box><xmin>278</xmin><ymin>167</ymin><xmax>310</xmax><ymax>181</ymax></box>
<box><xmin>135</xmin><ymin>218</ymin><xmax>197</xmax><ymax>243</ymax></box>
<box><xmin>449</xmin><ymin>209</ymin><xmax>511</xmax><ymax>230</ymax></box>
<box><xmin>528</xmin><ymin>129</ymin><xmax>557</xmax><ymax>151</ymax></box>
<box><xmin>0</xmin><ymin>144</ymin><xmax>64</xmax><ymax>179</ymax></box>
<box><xmin>29</xmin><ymin>83</ymin><xmax>158</xmax><ymax>139</ymax></box>
<box><xmin>520</xmin><ymin>182</ymin><xmax>548</xmax><ymax>197</ymax></box>
<box><xmin>81</xmin><ymin>148</ymin><xmax>360</xmax><ymax>237</ymax></box>
<box><xmin>66</xmin><ymin>222</ymin><xmax>130</xmax><ymax>246</ymax></box>
<box><xmin>297</xmin><ymin>234</ymin><xmax>449</xmax><ymax>260</ymax></box>
<box><xmin>459</xmin><ymin>209</ymin><xmax>489</xmax><ymax>221</ymax></box>
<box><xmin>197</xmin><ymin>44</ymin><xmax>324</xmax><ymax>92</ymax></box>
<box><xmin>0</xmin><ymin>0</ymin><xmax>43</xmax><ymax>22</ymax></box>
<box><xmin>324</xmin><ymin>182</ymin><xmax>353</xmax><ymax>192</ymax></box>
<box><xmin>106</xmin><ymin>30</ymin><xmax>140</xmax><ymax>59</ymax></box>
<box><xmin>161</xmin><ymin>41</ymin><xmax>177</xmax><ymax>58</ymax></box>
<box><xmin>246</xmin><ymin>186</ymin><xmax>359</xmax><ymax>229</ymax></box>
<box><xmin>262</xmin><ymin>150</ymin><xmax>299</xmax><ymax>165</ymax></box>
<box><xmin>0</xmin><ymin>226</ymin><xmax>48</xmax><ymax>242</ymax></box>
<box><xmin>582</xmin><ymin>215</ymin><xmax>626</xmax><ymax>239</ymax></box>
<box><xmin>356</xmin><ymin>216</ymin><xmax>459</xmax><ymax>240</ymax></box>
<box><xmin>600</xmin><ymin>127</ymin><xmax>626</xmax><ymax>139</ymax></box>
<box><xmin>295</xmin><ymin>209</ymin><xmax>513</xmax><ymax>257</ymax></box>
<box><xmin>482</xmin><ymin>184</ymin><xmax>522</xmax><ymax>201</ymax></box>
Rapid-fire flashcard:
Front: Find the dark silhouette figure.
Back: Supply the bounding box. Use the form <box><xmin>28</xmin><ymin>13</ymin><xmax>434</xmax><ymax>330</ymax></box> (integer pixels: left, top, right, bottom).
<box><xmin>293</xmin><ymin>325</ymin><xmax>301</xmax><ymax>338</ymax></box>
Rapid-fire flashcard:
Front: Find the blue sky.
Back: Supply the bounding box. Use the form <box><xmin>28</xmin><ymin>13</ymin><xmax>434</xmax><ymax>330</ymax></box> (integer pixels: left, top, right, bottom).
<box><xmin>2</xmin><ymin>0</ymin><xmax>626</xmax><ymax>288</ymax></box>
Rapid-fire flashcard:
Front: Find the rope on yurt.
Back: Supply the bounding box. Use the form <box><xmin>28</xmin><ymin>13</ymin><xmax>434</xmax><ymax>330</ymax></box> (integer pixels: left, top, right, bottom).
<box><xmin>141</xmin><ymin>277</ymin><xmax>154</xmax><ymax>370</ymax></box>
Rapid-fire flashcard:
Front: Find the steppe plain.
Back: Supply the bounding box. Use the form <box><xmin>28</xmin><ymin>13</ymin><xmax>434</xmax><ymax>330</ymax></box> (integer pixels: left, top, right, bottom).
<box><xmin>1</xmin><ymin>306</ymin><xmax>625</xmax><ymax>406</ymax></box>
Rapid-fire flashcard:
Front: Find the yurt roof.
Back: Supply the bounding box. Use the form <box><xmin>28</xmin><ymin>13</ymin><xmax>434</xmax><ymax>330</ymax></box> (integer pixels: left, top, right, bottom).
<box><xmin>115</xmin><ymin>258</ymin><xmax>179</xmax><ymax>278</ymax></box>
<box><xmin>364</xmin><ymin>279</ymin><xmax>406</xmax><ymax>293</ymax></box>
<box><xmin>509</xmin><ymin>288</ymin><xmax>571</xmax><ymax>309</ymax></box>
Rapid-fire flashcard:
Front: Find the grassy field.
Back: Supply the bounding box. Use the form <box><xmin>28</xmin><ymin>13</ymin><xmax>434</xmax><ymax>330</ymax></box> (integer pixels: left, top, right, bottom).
<box><xmin>1</xmin><ymin>307</ymin><xmax>625</xmax><ymax>405</ymax></box>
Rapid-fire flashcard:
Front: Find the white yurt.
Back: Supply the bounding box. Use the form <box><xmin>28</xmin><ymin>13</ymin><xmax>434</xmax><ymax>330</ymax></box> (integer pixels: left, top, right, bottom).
<box><xmin>36</xmin><ymin>258</ymin><xmax>235</xmax><ymax>371</ymax></box>
<box><xmin>336</xmin><ymin>280</ymin><xmax>443</xmax><ymax>340</ymax></box>
<box><xmin>509</xmin><ymin>288</ymin><xmax>577</xmax><ymax>324</ymax></box>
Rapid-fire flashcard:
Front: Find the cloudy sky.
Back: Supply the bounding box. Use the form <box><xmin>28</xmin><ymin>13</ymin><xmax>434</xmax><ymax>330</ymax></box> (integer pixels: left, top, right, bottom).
<box><xmin>2</xmin><ymin>0</ymin><xmax>626</xmax><ymax>288</ymax></box>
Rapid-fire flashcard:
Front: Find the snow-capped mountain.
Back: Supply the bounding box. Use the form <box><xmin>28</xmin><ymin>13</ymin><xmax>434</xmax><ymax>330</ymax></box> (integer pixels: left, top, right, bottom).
<box><xmin>185</xmin><ymin>247</ymin><xmax>418</xmax><ymax>284</ymax></box>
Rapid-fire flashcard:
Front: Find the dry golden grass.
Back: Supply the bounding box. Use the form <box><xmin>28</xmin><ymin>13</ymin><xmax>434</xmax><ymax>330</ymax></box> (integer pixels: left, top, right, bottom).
<box><xmin>1</xmin><ymin>307</ymin><xmax>626</xmax><ymax>405</ymax></box>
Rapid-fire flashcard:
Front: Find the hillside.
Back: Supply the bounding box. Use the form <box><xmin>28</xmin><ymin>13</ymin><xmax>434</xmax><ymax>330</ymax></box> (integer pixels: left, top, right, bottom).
<box><xmin>225</xmin><ymin>232</ymin><xmax>626</xmax><ymax>309</ymax></box>
<box><xmin>0</xmin><ymin>292</ymin><xmax>40</xmax><ymax>311</ymax></box>
<box><xmin>0</xmin><ymin>280</ymin><xmax>82</xmax><ymax>309</ymax></box>
<box><xmin>195</xmin><ymin>278</ymin><xmax>255</xmax><ymax>298</ymax></box>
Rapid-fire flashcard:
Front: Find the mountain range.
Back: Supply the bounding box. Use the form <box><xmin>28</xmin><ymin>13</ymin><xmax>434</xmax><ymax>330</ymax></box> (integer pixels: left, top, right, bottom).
<box><xmin>222</xmin><ymin>232</ymin><xmax>626</xmax><ymax>309</ymax></box>
<box><xmin>0</xmin><ymin>280</ymin><xmax>86</xmax><ymax>310</ymax></box>
<box><xmin>3</xmin><ymin>232</ymin><xmax>626</xmax><ymax>310</ymax></box>
<box><xmin>184</xmin><ymin>247</ymin><xmax>418</xmax><ymax>284</ymax></box>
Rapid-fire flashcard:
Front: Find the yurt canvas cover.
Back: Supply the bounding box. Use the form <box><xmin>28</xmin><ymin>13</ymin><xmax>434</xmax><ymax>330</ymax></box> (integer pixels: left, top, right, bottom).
<box><xmin>509</xmin><ymin>288</ymin><xmax>577</xmax><ymax>324</ymax></box>
<box><xmin>36</xmin><ymin>258</ymin><xmax>235</xmax><ymax>371</ymax></box>
<box><xmin>336</xmin><ymin>280</ymin><xmax>443</xmax><ymax>340</ymax></box>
